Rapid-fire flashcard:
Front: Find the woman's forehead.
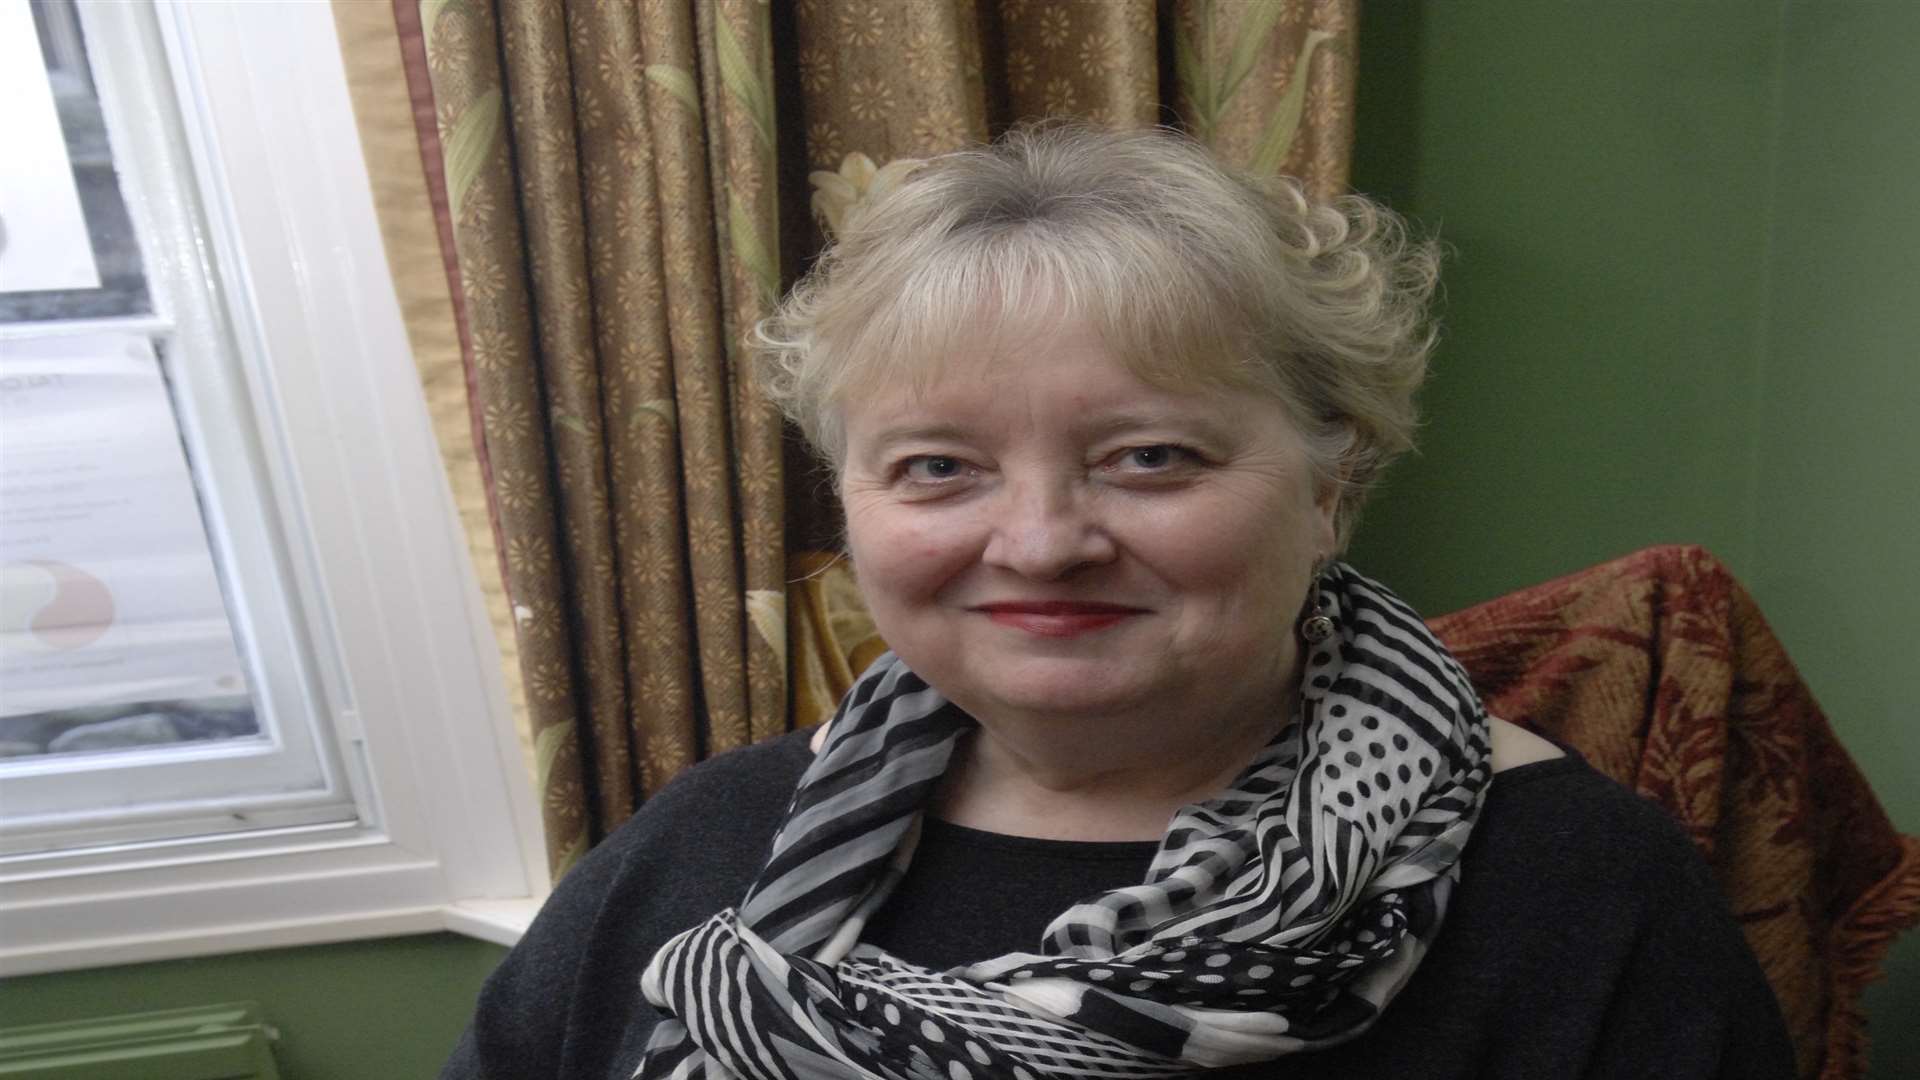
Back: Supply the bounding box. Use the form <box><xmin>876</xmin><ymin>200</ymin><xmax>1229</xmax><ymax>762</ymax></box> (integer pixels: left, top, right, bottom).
<box><xmin>844</xmin><ymin>314</ymin><xmax>1149</xmax><ymax>402</ymax></box>
<box><xmin>844</xmin><ymin>294</ymin><xmax>1248</xmax><ymax>393</ymax></box>
<box><xmin>839</xmin><ymin>337</ymin><xmax>1295</xmax><ymax>451</ymax></box>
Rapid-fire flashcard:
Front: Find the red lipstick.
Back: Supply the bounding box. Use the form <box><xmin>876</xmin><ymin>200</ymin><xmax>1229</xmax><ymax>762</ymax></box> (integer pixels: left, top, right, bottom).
<box><xmin>973</xmin><ymin>601</ymin><xmax>1147</xmax><ymax>638</ymax></box>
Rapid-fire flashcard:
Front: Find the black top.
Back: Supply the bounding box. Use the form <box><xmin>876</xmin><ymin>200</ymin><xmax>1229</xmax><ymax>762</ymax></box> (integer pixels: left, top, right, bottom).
<box><xmin>441</xmin><ymin>730</ymin><xmax>1795</xmax><ymax>1079</ymax></box>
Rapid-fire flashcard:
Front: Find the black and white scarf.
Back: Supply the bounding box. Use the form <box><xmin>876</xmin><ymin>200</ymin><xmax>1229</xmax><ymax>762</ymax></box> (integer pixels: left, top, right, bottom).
<box><xmin>637</xmin><ymin>563</ymin><xmax>1492</xmax><ymax>1079</ymax></box>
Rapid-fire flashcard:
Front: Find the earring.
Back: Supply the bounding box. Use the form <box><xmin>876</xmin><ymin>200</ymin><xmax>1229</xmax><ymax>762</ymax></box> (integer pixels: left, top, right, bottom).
<box><xmin>1300</xmin><ymin>565</ymin><xmax>1335</xmax><ymax>644</ymax></box>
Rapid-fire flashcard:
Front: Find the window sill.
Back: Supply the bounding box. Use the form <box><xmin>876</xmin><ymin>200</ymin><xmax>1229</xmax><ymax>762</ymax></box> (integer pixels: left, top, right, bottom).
<box><xmin>0</xmin><ymin>821</ymin><xmax>545</xmax><ymax>977</ymax></box>
<box><xmin>0</xmin><ymin>904</ymin><xmax>534</xmax><ymax>978</ymax></box>
<box><xmin>442</xmin><ymin>897</ymin><xmax>538</xmax><ymax>948</ymax></box>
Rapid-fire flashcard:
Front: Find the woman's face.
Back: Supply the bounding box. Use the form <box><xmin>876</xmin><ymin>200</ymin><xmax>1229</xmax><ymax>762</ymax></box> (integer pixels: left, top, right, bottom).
<box><xmin>838</xmin><ymin>317</ymin><xmax>1337</xmax><ymax>729</ymax></box>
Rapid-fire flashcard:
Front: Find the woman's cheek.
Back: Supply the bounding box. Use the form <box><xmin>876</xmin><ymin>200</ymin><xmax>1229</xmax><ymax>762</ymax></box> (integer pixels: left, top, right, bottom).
<box><xmin>851</xmin><ymin>506</ymin><xmax>975</xmax><ymax>596</ymax></box>
<box><xmin>903</xmin><ymin>516</ymin><xmax>981</xmax><ymax>588</ymax></box>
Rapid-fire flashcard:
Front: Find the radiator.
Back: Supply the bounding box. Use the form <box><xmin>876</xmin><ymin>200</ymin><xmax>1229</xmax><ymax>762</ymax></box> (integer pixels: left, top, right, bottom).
<box><xmin>0</xmin><ymin>1002</ymin><xmax>280</xmax><ymax>1079</ymax></box>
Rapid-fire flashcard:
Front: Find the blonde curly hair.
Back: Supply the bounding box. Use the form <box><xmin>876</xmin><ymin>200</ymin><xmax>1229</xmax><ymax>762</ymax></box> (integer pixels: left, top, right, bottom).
<box><xmin>755</xmin><ymin>124</ymin><xmax>1439</xmax><ymax>548</ymax></box>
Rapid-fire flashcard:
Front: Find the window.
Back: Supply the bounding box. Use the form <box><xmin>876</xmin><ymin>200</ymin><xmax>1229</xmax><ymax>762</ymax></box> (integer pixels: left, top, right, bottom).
<box><xmin>0</xmin><ymin>1</ymin><xmax>543</xmax><ymax>974</ymax></box>
<box><xmin>1</xmin><ymin>0</ymin><xmax>359</xmax><ymax>859</ymax></box>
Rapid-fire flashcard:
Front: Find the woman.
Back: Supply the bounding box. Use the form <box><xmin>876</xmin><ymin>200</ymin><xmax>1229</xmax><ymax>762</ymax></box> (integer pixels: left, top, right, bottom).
<box><xmin>443</xmin><ymin>127</ymin><xmax>1792</xmax><ymax>1079</ymax></box>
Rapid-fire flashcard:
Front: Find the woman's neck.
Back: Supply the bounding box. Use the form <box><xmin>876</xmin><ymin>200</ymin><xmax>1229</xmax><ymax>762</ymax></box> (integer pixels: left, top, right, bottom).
<box><xmin>932</xmin><ymin>699</ymin><xmax>1290</xmax><ymax>842</ymax></box>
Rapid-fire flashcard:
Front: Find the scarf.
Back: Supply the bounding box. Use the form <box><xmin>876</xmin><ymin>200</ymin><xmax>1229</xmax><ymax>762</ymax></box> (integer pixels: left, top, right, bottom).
<box><xmin>636</xmin><ymin>563</ymin><xmax>1491</xmax><ymax>1079</ymax></box>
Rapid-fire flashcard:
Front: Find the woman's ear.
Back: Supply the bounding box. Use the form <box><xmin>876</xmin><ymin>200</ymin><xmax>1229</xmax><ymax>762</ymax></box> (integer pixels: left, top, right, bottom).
<box><xmin>1313</xmin><ymin>482</ymin><xmax>1343</xmax><ymax>556</ymax></box>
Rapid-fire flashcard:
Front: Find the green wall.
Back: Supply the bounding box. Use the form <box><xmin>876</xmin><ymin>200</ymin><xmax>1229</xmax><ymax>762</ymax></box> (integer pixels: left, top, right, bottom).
<box><xmin>1347</xmin><ymin>3</ymin><xmax>1918</xmax><ymax>1076</ymax></box>
<box><xmin>0</xmin><ymin>934</ymin><xmax>504</xmax><ymax>1078</ymax></box>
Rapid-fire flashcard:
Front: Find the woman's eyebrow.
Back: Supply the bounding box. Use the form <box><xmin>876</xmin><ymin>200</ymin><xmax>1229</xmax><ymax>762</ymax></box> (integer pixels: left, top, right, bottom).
<box><xmin>1077</xmin><ymin>408</ymin><xmax>1230</xmax><ymax>442</ymax></box>
<box><xmin>856</xmin><ymin>422</ymin><xmax>971</xmax><ymax>453</ymax></box>
<box><xmin>854</xmin><ymin>409</ymin><xmax>1230</xmax><ymax>454</ymax></box>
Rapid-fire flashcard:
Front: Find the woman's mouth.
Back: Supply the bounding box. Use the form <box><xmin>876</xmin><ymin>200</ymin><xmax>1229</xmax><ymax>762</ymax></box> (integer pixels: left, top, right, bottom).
<box><xmin>972</xmin><ymin>601</ymin><xmax>1148</xmax><ymax>638</ymax></box>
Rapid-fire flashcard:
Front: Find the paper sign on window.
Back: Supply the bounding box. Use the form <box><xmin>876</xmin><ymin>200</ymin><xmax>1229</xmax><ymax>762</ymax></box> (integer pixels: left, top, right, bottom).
<box><xmin>0</xmin><ymin>334</ymin><xmax>256</xmax><ymax>753</ymax></box>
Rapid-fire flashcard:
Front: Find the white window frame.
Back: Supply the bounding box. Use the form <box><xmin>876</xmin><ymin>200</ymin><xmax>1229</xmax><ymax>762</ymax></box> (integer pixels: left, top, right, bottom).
<box><xmin>0</xmin><ymin>0</ymin><xmax>545</xmax><ymax>976</ymax></box>
<box><xmin>0</xmin><ymin>330</ymin><xmax>359</xmax><ymax>852</ymax></box>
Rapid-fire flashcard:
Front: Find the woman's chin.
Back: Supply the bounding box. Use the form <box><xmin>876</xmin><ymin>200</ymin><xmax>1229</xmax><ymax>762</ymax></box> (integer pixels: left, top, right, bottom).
<box><xmin>951</xmin><ymin>660</ymin><xmax>1174</xmax><ymax>723</ymax></box>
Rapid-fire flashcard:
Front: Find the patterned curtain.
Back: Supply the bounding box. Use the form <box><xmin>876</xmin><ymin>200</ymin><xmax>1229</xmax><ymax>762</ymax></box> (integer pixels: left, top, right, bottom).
<box><xmin>409</xmin><ymin>0</ymin><xmax>1357</xmax><ymax>879</ymax></box>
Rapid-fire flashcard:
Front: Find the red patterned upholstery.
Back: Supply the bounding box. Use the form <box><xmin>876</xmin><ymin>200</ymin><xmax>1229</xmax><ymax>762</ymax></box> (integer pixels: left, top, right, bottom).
<box><xmin>1428</xmin><ymin>545</ymin><xmax>1920</xmax><ymax>1080</ymax></box>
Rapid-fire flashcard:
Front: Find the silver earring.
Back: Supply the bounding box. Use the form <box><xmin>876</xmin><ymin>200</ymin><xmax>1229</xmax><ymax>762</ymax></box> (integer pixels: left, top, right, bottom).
<box><xmin>1300</xmin><ymin>566</ymin><xmax>1335</xmax><ymax>644</ymax></box>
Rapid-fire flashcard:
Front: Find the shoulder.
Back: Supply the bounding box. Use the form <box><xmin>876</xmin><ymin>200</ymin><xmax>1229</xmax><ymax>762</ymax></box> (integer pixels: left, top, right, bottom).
<box><xmin>1439</xmin><ymin>748</ymin><xmax>1744</xmax><ymax>992</ymax></box>
<box><xmin>1467</xmin><ymin>748</ymin><xmax>1709</xmax><ymax>902</ymax></box>
<box><xmin>514</xmin><ymin>725</ymin><xmax>815</xmax><ymax>959</ymax></box>
<box><xmin>537</xmin><ymin>728</ymin><xmax>814</xmax><ymax>917</ymax></box>
<box><xmin>1432</xmin><ymin>753</ymin><xmax>1793</xmax><ymax>1075</ymax></box>
<box><xmin>594</xmin><ymin>728</ymin><xmax>815</xmax><ymax>861</ymax></box>
<box><xmin>556</xmin><ymin>728</ymin><xmax>815</xmax><ymax>952</ymax></box>
<box><xmin>440</xmin><ymin>731</ymin><xmax>815</xmax><ymax>1080</ymax></box>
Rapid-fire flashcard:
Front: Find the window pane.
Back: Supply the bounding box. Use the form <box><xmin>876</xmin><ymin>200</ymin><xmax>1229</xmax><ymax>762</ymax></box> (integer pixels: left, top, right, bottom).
<box><xmin>0</xmin><ymin>0</ymin><xmax>150</xmax><ymax>322</ymax></box>
<box><xmin>0</xmin><ymin>334</ymin><xmax>259</xmax><ymax>761</ymax></box>
<box><xmin>0</xmin><ymin>0</ymin><xmax>362</xmax><ymax>858</ymax></box>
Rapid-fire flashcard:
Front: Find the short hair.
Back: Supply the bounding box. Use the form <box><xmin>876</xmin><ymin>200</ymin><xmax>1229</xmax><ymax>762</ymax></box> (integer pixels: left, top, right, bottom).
<box><xmin>754</xmin><ymin>124</ymin><xmax>1440</xmax><ymax>549</ymax></box>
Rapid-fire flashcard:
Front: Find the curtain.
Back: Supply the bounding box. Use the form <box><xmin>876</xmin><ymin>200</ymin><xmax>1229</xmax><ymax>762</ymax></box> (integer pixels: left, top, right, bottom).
<box><xmin>407</xmin><ymin>0</ymin><xmax>1357</xmax><ymax>878</ymax></box>
<box><xmin>331</xmin><ymin>0</ymin><xmax>533</xmax><ymax>786</ymax></box>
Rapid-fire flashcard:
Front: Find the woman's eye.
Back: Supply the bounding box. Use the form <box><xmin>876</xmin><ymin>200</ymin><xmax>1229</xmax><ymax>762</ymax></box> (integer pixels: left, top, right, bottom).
<box><xmin>901</xmin><ymin>455</ymin><xmax>966</xmax><ymax>482</ymax></box>
<box><xmin>1113</xmin><ymin>444</ymin><xmax>1190</xmax><ymax>471</ymax></box>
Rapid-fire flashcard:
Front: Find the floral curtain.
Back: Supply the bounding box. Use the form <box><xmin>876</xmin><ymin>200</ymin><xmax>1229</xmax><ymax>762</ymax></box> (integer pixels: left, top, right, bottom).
<box><xmin>407</xmin><ymin>0</ymin><xmax>1357</xmax><ymax>878</ymax></box>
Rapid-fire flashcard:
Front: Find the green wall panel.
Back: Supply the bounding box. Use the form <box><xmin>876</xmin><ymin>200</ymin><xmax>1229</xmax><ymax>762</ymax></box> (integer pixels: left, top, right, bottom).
<box><xmin>1755</xmin><ymin>0</ymin><xmax>1920</xmax><ymax>842</ymax></box>
<box><xmin>1347</xmin><ymin>4</ymin><xmax>1781</xmax><ymax>607</ymax></box>
<box><xmin>1755</xmin><ymin>6</ymin><xmax>1920</xmax><ymax>1072</ymax></box>
<box><xmin>0</xmin><ymin>935</ymin><xmax>505</xmax><ymax>1080</ymax></box>
<box><xmin>1349</xmin><ymin>4</ymin><xmax>1918</xmax><ymax>1076</ymax></box>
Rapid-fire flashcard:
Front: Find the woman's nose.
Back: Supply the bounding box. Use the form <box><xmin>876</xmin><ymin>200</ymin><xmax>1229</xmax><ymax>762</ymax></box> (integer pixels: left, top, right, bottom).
<box><xmin>979</xmin><ymin>480</ymin><xmax>1117</xmax><ymax>580</ymax></box>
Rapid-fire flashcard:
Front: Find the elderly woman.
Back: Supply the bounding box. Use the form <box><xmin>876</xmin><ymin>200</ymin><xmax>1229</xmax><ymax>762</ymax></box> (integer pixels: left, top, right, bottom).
<box><xmin>443</xmin><ymin>127</ymin><xmax>1792</xmax><ymax>1079</ymax></box>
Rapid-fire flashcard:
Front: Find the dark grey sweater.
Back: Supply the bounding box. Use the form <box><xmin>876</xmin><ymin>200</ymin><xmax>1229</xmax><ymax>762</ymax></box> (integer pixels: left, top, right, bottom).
<box><xmin>441</xmin><ymin>731</ymin><xmax>1794</xmax><ymax>1079</ymax></box>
